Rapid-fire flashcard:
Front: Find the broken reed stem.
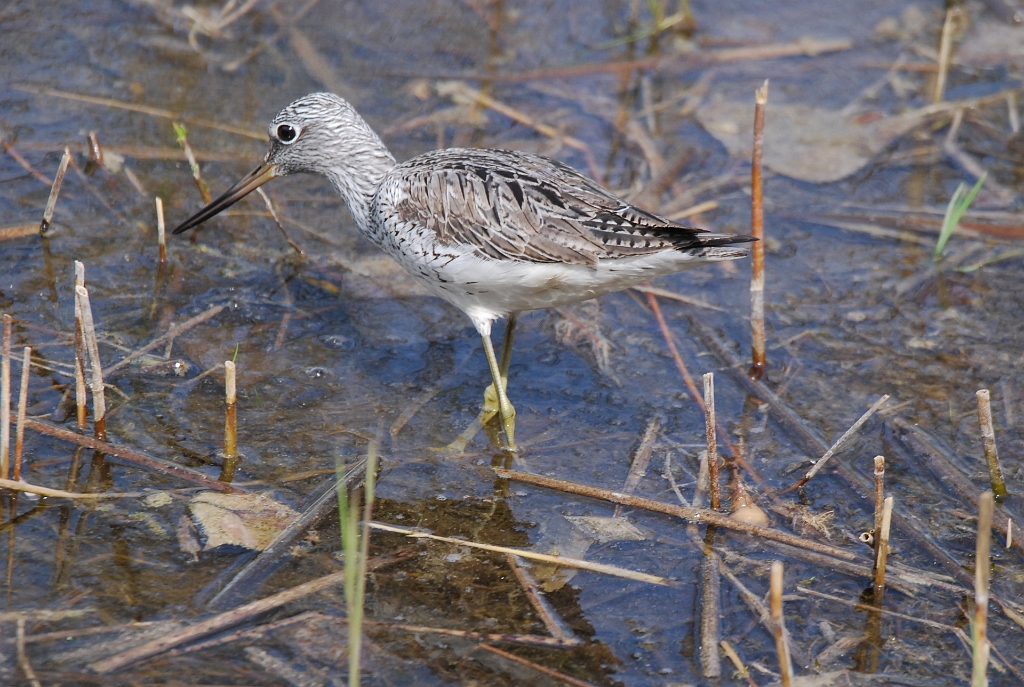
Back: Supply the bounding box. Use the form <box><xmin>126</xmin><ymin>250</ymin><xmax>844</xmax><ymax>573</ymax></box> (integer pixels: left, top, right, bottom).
<box><xmin>873</xmin><ymin>455</ymin><xmax>885</xmax><ymax>569</ymax></box>
<box><xmin>13</xmin><ymin>347</ymin><xmax>30</xmax><ymax>481</ymax></box>
<box><xmin>974</xmin><ymin>490</ymin><xmax>993</xmax><ymax>687</ymax></box>
<box><xmin>86</xmin><ymin>131</ymin><xmax>104</xmax><ymax>171</ymax></box>
<box><xmin>74</xmin><ymin>263</ymin><xmax>87</xmax><ymax>430</ymax></box>
<box><xmin>1</xmin><ymin>314</ymin><xmax>12</xmax><ymax>479</ymax></box>
<box><xmin>156</xmin><ymin>197</ymin><xmax>166</xmax><ymax>264</ymax></box>
<box><xmin>770</xmin><ymin>561</ymin><xmax>794</xmax><ymax>687</ymax></box>
<box><xmin>255</xmin><ymin>187</ymin><xmax>306</xmax><ymax>257</ymax></box>
<box><xmin>699</xmin><ymin>532</ymin><xmax>722</xmax><ymax>678</ymax></box>
<box><xmin>703</xmin><ymin>372</ymin><xmax>719</xmax><ymax>510</ymax></box>
<box><xmin>224</xmin><ymin>360</ymin><xmax>237</xmax><ymax>459</ymax></box>
<box><xmin>74</xmin><ymin>285</ymin><xmax>106</xmax><ymax>440</ymax></box>
<box><xmin>41</xmin><ymin>147</ymin><xmax>71</xmax><ymax>234</ymax></box>
<box><xmin>976</xmin><ymin>390</ymin><xmax>1007</xmax><ymax>498</ymax></box>
<box><xmin>787</xmin><ymin>394</ymin><xmax>889</xmax><ymax>492</ymax></box>
<box><xmin>934</xmin><ymin>7</ymin><xmax>957</xmax><ymax>104</ymax></box>
<box><xmin>173</xmin><ymin>123</ymin><xmax>211</xmax><ymax>205</ymax></box>
<box><xmin>873</xmin><ymin>496</ymin><xmax>893</xmax><ymax>593</ymax></box>
<box><xmin>749</xmin><ymin>79</ymin><xmax>768</xmax><ymax>380</ymax></box>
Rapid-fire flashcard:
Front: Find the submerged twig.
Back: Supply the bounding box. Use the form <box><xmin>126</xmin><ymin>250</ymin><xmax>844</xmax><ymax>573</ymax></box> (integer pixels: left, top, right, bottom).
<box><xmin>749</xmin><ymin>80</ymin><xmax>768</xmax><ymax>379</ymax></box>
<box><xmin>783</xmin><ymin>394</ymin><xmax>889</xmax><ymax>493</ymax></box>
<box><xmin>976</xmin><ymin>390</ymin><xmax>1007</xmax><ymax>498</ymax></box>
<box><xmin>614</xmin><ymin>417</ymin><xmax>659</xmax><ymax>517</ymax></box>
<box><xmin>505</xmin><ymin>553</ymin><xmax>577</xmax><ymax>642</ymax></box>
<box><xmin>477</xmin><ymin>644</ymin><xmax>600</xmax><ymax>687</ymax></box>
<box><xmin>370</xmin><ymin>520</ymin><xmax>677</xmax><ymax>586</ymax></box>
<box><xmin>40</xmin><ymin>147</ymin><xmax>71</xmax><ymax>234</ymax></box>
<box><xmin>106</xmin><ymin>304</ymin><xmax>225</xmax><ymax>375</ymax></box>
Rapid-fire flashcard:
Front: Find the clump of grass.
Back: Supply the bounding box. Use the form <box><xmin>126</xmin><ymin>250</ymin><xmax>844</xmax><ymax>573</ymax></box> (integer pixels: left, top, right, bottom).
<box><xmin>934</xmin><ymin>174</ymin><xmax>985</xmax><ymax>260</ymax></box>
<box><xmin>336</xmin><ymin>442</ymin><xmax>378</xmax><ymax>687</ymax></box>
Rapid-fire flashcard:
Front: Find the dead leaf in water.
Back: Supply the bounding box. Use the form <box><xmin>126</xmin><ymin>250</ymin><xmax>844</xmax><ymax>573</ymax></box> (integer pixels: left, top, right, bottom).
<box><xmin>696</xmin><ymin>99</ymin><xmax>950</xmax><ymax>183</ymax></box>
<box><xmin>188</xmin><ymin>492</ymin><xmax>299</xmax><ymax>552</ymax></box>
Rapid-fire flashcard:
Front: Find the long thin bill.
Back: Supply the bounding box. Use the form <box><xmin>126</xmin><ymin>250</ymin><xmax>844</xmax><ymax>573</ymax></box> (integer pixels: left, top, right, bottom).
<box><xmin>172</xmin><ymin>162</ymin><xmax>277</xmax><ymax>235</ymax></box>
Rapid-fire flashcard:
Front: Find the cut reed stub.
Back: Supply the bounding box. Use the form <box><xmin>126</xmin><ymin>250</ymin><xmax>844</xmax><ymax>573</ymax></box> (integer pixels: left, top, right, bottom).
<box><xmin>75</xmin><ymin>284</ymin><xmax>106</xmax><ymax>440</ymax></box>
<box><xmin>13</xmin><ymin>346</ymin><xmax>31</xmax><ymax>482</ymax></box>
<box><xmin>73</xmin><ymin>264</ymin><xmax>88</xmax><ymax>431</ymax></box>
<box><xmin>748</xmin><ymin>79</ymin><xmax>769</xmax><ymax>380</ymax></box>
<box><xmin>219</xmin><ymin>360</ymin><xmax>239</xmax><ymax>483</ymax></box>
<box><xmin>873</xmin><ymin>455</ymin><xmax>885</xmax><ymax>568</ymax></box>
<box><xmin>1</xmin><ymin>313</ymin><xmax>12</xmax><ymax>479</ymax></box>
<box><xmin>770</xmin><ymin>560</ymin><xmax>794</xmax><ymax>687</ymax></box>
<box><xmin>703</xmin><ymin>372</ymin><xmax>719</xmax><ymax>510</ymax></box>
<box><xmin>974</xmin><ymin>491</ymin><xmax>993</xmax><ymax>687</ymax></box>
<box><xmin>156</xmin><ymin>196</ymin><xmax>166</xmax><ymax>264</ymax></box>
<box><xmin>976</xmin><ymin>389</ymin><xmax>1007</xmax><ymax>499</ymax></box>
<box><xmin>41</xmin><ymin>147</ymin><xmax>71</xmax><ymax>234</ymax></box>
<box><xmin>85</xmin><ymin>131</ymin><xmax>104</xmax><ymax>175</ymax></box>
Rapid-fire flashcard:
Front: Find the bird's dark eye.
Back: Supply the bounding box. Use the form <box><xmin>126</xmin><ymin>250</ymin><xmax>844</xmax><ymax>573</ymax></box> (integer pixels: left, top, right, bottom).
<box><xmin>276</xmin><ymin>124</ymin><xmax>298</xmax><ymax>143</ymax></box>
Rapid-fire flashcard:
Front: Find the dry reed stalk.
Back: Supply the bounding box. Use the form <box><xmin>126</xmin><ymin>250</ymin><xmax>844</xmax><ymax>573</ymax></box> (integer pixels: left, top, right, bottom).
<box><xmin>74</xmin><ymin>285</ymin><xmax>106</xmax><ymax>440</ymax></box>
<box><xmin>974</xmin><ymin>491</ymin><xmax>993</xmax><ymax>687</ymax></box>
<box><xmin>255</xmin><ymin>187</ymin><xmax>305</xmax><ymax>256</ymax></box>
<box><xmin>873</xmin><ymin>455</ymin><xmax>885</xmax><ymax>569</ymax></box>
<box><xmin>495</xmin><ymin>467</ymin><xmax>859</xmax><ymax>560</ymax></box>
<box><xmin>156</xmin><ymin>196</ymin><xmax>166</xmax><ymax>263</ymax></box>
<box><xmin>976</xmin><ymin>390</ymin><xmax>1007</xmax><ymax>498</ymax></box>
<box><xmin>13</xmin><ymin>347</ymin><xmax>30</xmax><ymax>481</ymax></box>
<box><xmin>720</xmin><ymin>639</ymin><xmax>758</xmax><ymax>687</ymax></box>
<box><xmin>220</xmin><ymin>360</ymin><xmax>238</xmax><ymax>483</ymax></box>
<box><xmin>874</xmin><ymin>497</ymin><xmax>893</xmax><ymax>593</ymax></box>
<box><xmin>786</xmin><ymin>394</ymin><xmax>889</xmax><ymax>492</ymax></box>
<box><xmin>41</xmin><ymin>147</ymin><xmax>71</xmax><ymax>234</ymax></box>
<box><xmin>703</xmin><ymin>372</ymin><xmax>720</xmax><ymax>509</ymax></box>
<box><xmin>0</xmin><ymin>314</ymin><xmax>11</xmax><ymax>478</ymax></box>
<box><xmin>74</xmin><ymin>263</ymin><xmax>87</xmax><ymax>430</ymax></box>
<box><xmin>699</xmin><ymin>535</ymin><xmax>722</xmax><ymax>677</ymax></box>
<box><xmin>26</xmin><ymin>418</ymin><xmax>243</xmax><ymax>493</ymax></box>
<box><xmin>934</xmin><ymin>7</ymin><xmax>957</xmax><ymax>104</ymax></box>
<box><xmin>770</xmin><ymin>561</ymin><xmax>794</xmax><ymax>687</ymax></box>
<box><xmin>173</xmin><ymin>123</ymin><xmax>211</xmax><ymax>204</ymax></box>
<box><xmin>749</xmin><ymin>80</ymin><xmax>768</xmax><ymax>380</ymax></box>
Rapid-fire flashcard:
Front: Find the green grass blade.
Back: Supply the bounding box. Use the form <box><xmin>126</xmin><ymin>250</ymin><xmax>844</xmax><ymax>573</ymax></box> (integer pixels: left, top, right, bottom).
<box><xmin>934</xmin><ymin>173</ymin><xmax>986</xmax><ymax>260</ymax></box>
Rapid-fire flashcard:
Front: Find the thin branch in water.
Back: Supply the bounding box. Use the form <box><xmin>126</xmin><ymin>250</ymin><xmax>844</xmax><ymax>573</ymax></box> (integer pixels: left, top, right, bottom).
<box><xmin>255</xmin><ymin>187</ymin><xmax>305</xmax><ymax>256</ymax></box>
<box><xmin>784</xmin><ymin>394</ymin><xmax>890</xmax><ymax>493</ymax></box>
<box><xmin>614</xmin><ymin>417</ymin><xmax>660</xmax><ymax>517</ymax></box>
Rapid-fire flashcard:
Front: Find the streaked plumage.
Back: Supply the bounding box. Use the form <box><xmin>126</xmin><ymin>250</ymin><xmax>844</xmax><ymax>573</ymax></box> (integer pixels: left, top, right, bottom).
<box><xmin>173</xmin><ymin>92</ymin><xmax>753</xmax><ymax>450</ymax></box>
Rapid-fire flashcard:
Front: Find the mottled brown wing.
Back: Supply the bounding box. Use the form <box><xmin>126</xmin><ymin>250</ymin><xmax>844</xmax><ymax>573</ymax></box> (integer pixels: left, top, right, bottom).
<box><xmin>391</xmin><ymin>148</ymin><xmax>741</xmax><ymax>265</ymax></box>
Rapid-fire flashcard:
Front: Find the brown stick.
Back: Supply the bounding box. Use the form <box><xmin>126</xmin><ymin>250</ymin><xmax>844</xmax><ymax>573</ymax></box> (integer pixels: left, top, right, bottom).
<box><xmin>73</xmin><ymin>264</ymin><xmax>88</xmax><ymax>430</ymax></box>
<box><xmin>749</xmin><ymin>79</ymin><xmax>768</xmax><ymax>380</ymax></box>
<box><xmin>934</xmin><ymin>7</ymin><xmax>957</xmax><ymax>104</ymax></box>
<box><xmin>785</xmin><ymin>394</ymin><xmax>890</xmax><ymax>493</ymax></box>
<box><xmin>505</xmin><ymin>553</ymin><xmax>578</xmax><ymax>643</ymax></box>
<box><xmin>25</xmin><ymin>418</ymin><xmax>244</xmax><ymax>493</ymax></box>
<box><xmin>976</xmin><ymin>390</ymin><xmax>1007</xmax><ymax>498</ymax></box>
<box><xmin>974</xmin><ymin>491</ymin><xmax>993</xmax><ymax>687</ymax></box>
<box><xmin>156</xmin><ymin>197</ymin><xmax>166</xmax><ymax>264</ymax></box>
<box><xmin>0</xmin><ymin>314</ymin><xmax>11</xmax><ymax>478</ymax></box>
<box><xmin>13</xmin><ymin>347</ymin><xmax>30</xmax><ymax>481</ymax></box>
<box><xmin>74</xmin><ymin>285</ymin><xmax>106</xmax><ymax>440</ymax></box>
<box><xmin>873</xmin><ymin>455</ymin><xmax>885</xmax><ymax>570</ymax></box>
<box><xmin>41</xmin><ymin>147</ymin><xmax>71</xmax><ymax>234</ymax></box>
<box><xmin>494</xmin><ymin>467</ymin><xmax>860</xmax><ymax>561</ymax></box>
<box><xmin>703</xmin><ymin>373</ymin><xmax>720</xmax><ymax>509</ymax></box>
<box><xmin>770</xmin><ymin>561</ymin><xmax>794</xmax><ymax>687</ymax></box>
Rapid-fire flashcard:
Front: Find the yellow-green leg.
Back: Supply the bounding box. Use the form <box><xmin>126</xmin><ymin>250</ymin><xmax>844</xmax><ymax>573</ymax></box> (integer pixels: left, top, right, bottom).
<box><xmin>480</xmin><ymin>315</ymin><xmax>518</xmax><ymax>450</ymax></box>
<box><xmin>483</xmin><ymin>313</ymin><xmax>518</xmax><ymax>417</ymax></box>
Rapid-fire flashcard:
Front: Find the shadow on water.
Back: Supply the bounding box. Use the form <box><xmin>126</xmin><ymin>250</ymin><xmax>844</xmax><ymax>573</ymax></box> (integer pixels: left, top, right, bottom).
<box><xmin>1</xmin><ymin>0</ymin><xmax>1023</xmax><ymax>684</ymax></box>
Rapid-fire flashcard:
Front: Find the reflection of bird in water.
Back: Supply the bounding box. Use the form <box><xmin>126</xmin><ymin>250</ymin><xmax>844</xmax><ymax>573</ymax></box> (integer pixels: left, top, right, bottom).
<box><xmin>173</xmin><ymin>92</ymin><xmax>753</xmax><ymax>451</ymax></box>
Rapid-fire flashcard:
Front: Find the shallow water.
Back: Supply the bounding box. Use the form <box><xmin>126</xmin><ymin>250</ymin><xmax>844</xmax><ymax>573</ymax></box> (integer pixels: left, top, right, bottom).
<box><xmin>1</xmin><ymin>0</ymin><xmax>1024</xmax><ymax>684</ymax></box>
